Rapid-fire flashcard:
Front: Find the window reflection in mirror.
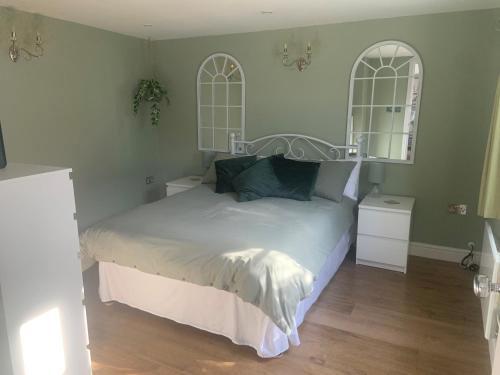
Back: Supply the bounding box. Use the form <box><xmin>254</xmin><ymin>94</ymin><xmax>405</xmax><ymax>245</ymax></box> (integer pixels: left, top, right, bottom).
<box><xmin>347</xmin><ymin>41</ymin><xmax>423</xmax><ymax>163</ymax></box>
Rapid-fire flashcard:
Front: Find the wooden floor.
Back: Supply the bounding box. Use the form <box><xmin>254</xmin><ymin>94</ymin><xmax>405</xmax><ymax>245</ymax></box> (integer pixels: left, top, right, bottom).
<box><xmin>84</xmin><ymin>252</ymin><xmax>490</xmax><ymax>374</ymax></box>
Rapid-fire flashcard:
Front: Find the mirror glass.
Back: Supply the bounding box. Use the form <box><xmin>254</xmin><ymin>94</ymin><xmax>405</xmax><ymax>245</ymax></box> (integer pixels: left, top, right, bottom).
<box><xmin>197</xmin><ymin>53</ymin><xmax>245</xmax><ymax>151</ymax></box>
<box><xmin>347</xmin><ymin>41</ymin><xmax>423</xmax><ymax>163</ymax></box>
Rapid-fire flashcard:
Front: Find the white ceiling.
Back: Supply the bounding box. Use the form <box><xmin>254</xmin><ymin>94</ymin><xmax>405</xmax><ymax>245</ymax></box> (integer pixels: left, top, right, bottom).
<box><xmin>0</xmin><ymin>0</ymin><xmax>498</xmax><ymax>40</ymax></box>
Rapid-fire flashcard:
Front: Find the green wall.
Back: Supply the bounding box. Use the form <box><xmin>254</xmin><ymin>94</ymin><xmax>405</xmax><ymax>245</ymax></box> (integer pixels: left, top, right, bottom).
<box><xmin>0</xmin><ymin>6</ymin><xmax>498</xmax><ymax>249</ymax></box>
<box><xmin>492</xmin><ymin>221</ymin><xmax>500</xmax><ymax>239</ymax></box>
<box><xmin>0</xmin><ymin>7</ymin><xmax>162</xmax><ymax>230</ymax></box>
<box><xmin>0</xmin><ymin>285</ymin><xmax>12</xmax><ymax>375</ymax></box>
<box><xmin>153</xmin><ymin>8</ymin><xmax>500</xmax><ymax>250</ymax></box>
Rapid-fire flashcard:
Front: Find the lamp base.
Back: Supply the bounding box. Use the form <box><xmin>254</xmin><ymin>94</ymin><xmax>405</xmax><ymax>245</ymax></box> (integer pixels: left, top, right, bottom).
<box><xmin>371</xmin><ymin>184</ymin><xmax>382</xmax><ymax>197</ymax></box>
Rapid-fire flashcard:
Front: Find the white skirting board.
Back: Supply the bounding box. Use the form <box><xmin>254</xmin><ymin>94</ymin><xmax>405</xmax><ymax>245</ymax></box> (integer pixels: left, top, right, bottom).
<box><xmin>409</xmin><ymin>242</ymin><xmax>480</xmax><ymax>263</ymax></box>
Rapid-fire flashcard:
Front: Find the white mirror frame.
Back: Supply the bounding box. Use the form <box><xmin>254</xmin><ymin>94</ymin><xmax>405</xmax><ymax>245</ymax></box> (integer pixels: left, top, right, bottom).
<box><xmin>346</xmin><ymin>40</ymin><xmax>423</xmax><ymax>164</ymax></box>
<box><xmin>197</xmin><ymin>52</ymin><xmax>246</xmax><ymax>152</ymax></box>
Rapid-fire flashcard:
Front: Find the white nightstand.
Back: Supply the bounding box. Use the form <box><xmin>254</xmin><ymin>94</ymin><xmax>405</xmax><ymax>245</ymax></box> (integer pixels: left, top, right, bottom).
<box><xmin>165</xmin><ymin>176</ymin><xmax>202</xmax><ymax>197</ymax></box>
<box><xmin>356</xmin><ymin>193</ymin><xmax>415</xmax><ymax>273</ymax></box>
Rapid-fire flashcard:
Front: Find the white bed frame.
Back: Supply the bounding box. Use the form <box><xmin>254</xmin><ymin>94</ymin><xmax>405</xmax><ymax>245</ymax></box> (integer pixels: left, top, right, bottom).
<box><xmin>230</xmin><ymin>132</ymin><xmax>363</xmax><ymax>161</ymax></box>
<box><xmin>99</xmin><ymin>133</ymin><xmax>362</xmax><ymax>358</ymax></box>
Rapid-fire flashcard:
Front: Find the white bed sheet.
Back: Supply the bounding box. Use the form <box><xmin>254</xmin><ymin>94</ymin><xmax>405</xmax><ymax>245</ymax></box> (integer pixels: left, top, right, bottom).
<box><xmin>98</xmin><ymin>225</ymin><xmax>353</xmax><ymax>358</ymax></box>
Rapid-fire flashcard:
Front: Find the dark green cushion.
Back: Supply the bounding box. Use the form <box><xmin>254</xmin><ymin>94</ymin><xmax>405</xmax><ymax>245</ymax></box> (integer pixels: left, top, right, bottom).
<box><xmin>270</xmin><ymin>155</ymin><xmax>320</xmax><ymax>201</ymax></box>
<box><xmin>215</xmin><ymin>155</ymin><xmax>257</xmax><ymax>193</ymax></box>
<box><xmin>232</xmin><ymin>157</ymin><xmax>281</xmax><ymax>201</ymax></box>
<box><xmin>232</xmin><ymin>155</ymin><xmax>320</xmax><ymax>202</ymax></box>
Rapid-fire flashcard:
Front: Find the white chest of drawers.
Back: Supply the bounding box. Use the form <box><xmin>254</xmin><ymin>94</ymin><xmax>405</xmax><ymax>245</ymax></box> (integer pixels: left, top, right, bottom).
<box><xmin>356</xmin><ymin>193</ymin><xmax>415</xmax><ymax>273</ymax></box>
<box><xmin>0</xmin><ymin>163</ymin><xmax>91</xmax><ymax>374</ymax></box>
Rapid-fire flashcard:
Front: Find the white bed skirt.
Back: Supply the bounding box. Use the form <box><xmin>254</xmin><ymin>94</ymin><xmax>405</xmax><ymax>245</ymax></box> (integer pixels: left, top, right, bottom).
<box><xmin>98</xmin><ymin>226</ymin><xmax>353</xmax><ymax>358</ymax></box>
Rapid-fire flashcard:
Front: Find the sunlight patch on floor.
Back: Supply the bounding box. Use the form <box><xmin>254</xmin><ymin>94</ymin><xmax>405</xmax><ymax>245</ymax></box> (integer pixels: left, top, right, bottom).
<box><xmin>197</xmin><ymin>359</ymin><xmax>236</xmax><ymax>371</ymax></box>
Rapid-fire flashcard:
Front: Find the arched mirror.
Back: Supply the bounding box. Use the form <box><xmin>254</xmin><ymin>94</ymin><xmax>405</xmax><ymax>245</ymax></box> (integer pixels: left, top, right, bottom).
<box><xmin>197</xmin><ymin>53</ymin><xmax>245</xmax><ymax>151</ymax></box>
<box><xmin>346</xmin><ymin>41</ymin><xmax>423</xmax><ymax>163</ymax></box>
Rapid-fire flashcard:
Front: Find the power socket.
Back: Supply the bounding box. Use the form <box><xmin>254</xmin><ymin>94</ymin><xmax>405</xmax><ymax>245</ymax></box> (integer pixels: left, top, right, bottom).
<box><xmin>145</xmin><ymin>176</ymin><xmax>155</xmax><ymax>185</ymax></box>
<box><xmin>448</xmin><ymin>203</ymin><xmax>467</xmax><ymax>215</ymax></box>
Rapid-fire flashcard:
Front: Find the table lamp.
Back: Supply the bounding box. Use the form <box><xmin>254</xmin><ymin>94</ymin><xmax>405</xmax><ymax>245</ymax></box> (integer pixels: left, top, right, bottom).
<box><xmin>369</xmin><ymin>162</ymin><xmax>385</xmax><ymax>197</ymax></box>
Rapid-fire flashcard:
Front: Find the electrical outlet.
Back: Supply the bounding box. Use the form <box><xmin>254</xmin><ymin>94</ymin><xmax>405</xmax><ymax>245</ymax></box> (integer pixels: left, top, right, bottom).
<box><xmin>145</xmin><ymin>176</ymin><xmax>155</xmax><ymax>185</ymax></box>
<box><xmin>448</xmin><ymin>203</ymin><xmax>467</xmax><ymax>215</ymax></box>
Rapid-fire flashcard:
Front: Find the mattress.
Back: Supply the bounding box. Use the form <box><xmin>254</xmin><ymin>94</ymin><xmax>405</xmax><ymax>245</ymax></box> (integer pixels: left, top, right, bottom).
<box><xmin>81</xmin><ymin>184</ymin><xmax>356</xmax><ymax>335</ymax></box>
<box><xmin>98</xmin><ymin>225</ymin><xmax>354</xmax><ymax>357</ymax></box>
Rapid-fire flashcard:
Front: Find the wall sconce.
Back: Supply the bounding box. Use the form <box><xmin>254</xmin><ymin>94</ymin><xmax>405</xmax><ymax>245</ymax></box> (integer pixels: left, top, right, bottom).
<box><xmin>9</xmin><ymin>30</ymin><xmax>44</xmax><ymax>62</ymax></box>
<box><xmin>282</xmin><ymin>42</ymin><xmax>312</xmax><ymax>72</ymax></box>
<box><xmin>227</xmin><ymin>62</ymin><xmax>236</xmax><ymax>82</ymax></box>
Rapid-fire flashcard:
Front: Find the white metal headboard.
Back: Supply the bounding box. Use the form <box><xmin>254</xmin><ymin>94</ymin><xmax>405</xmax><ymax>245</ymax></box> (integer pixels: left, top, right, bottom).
<box><xmin>229</xmin><ymin>133</ymin><xmax>364</xmax><ymax>161</ymax></box>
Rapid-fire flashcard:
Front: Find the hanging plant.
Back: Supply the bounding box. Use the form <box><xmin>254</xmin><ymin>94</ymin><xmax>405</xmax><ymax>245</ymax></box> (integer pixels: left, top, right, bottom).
<box><xmin>133</xmin><ymin>79</ymin><xmax>170</xmax><ymax>126</ymax></box>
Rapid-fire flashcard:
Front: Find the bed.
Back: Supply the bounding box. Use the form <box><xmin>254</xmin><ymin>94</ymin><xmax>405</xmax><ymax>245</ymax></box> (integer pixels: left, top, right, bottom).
<box><xmin>80</xmin><ymin>133</ymin><xmax>362</xmax><ymax>357</ymax></box>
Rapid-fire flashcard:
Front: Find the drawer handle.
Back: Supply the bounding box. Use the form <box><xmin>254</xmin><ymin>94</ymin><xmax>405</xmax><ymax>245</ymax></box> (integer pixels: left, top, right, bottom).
<box><xmin>474</xmin><ymin>274</ymin><xmax>500</xmax><ymax>298</ymax></box>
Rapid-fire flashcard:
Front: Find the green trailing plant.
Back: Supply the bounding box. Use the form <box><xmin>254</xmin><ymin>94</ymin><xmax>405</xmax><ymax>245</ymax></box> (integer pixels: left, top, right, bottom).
<box><xmin>133</xmin><ymin>79</ymin><xmax>169</xmax><ymax>126</ymax></box>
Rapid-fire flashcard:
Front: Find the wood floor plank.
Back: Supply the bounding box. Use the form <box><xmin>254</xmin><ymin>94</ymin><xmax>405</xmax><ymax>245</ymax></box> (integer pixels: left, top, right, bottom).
<box><xmin>84</xmin><ymin>254</ymin><xmax>490</xmax><ymax>374</ymax></box>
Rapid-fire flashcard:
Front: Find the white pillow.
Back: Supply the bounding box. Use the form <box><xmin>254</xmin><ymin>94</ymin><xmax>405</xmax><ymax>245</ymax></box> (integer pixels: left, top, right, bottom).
<box><xmin>343</xmin><ymin>159</ymin><xmax>362</xmax><ymax>201</ymax></box>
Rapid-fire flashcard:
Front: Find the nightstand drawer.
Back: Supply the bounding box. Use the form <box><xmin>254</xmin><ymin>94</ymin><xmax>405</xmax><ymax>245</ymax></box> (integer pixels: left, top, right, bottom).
<box><xmin>358</xmin><ymin>209</ymin><xmax>411</xmax><ymax>240</ymax></box>
<box><xmin>356</xmin><ymin>234</ymin><xmax>408</xmax><ymax>267</ymax></box>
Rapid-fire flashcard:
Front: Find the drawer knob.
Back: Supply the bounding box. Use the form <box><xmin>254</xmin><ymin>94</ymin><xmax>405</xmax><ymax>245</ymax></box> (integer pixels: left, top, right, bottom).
<box><xmin>474</xmin><ymin>274</ymin><xmax>500</xmax><ymax>298</ymax></box>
